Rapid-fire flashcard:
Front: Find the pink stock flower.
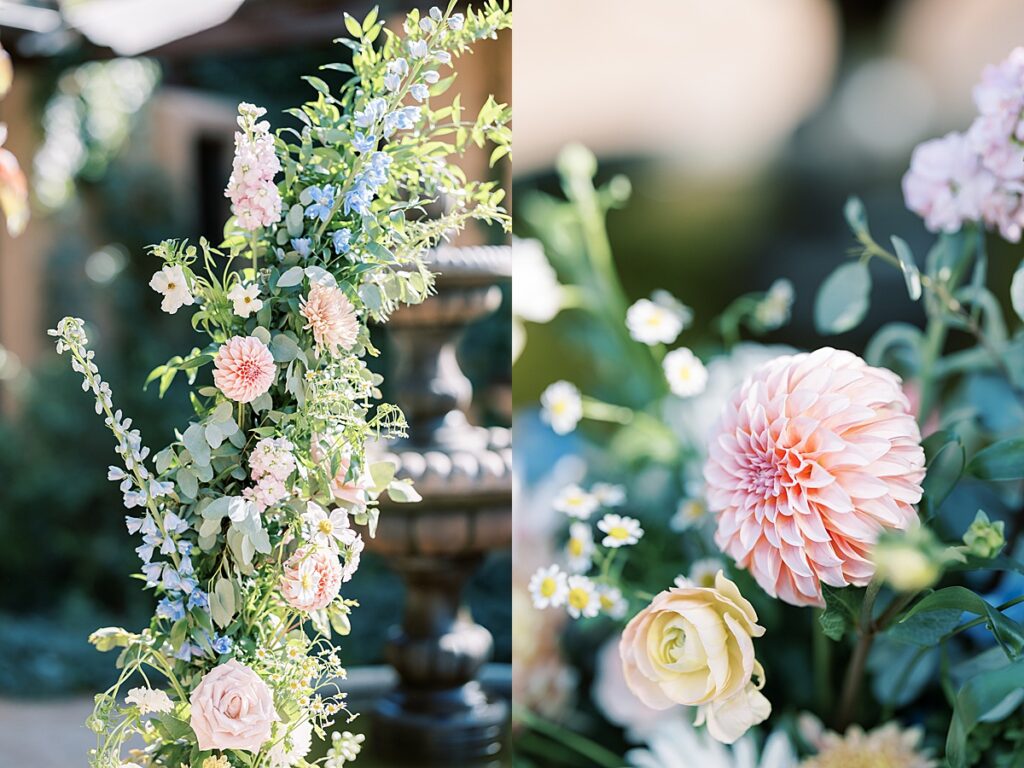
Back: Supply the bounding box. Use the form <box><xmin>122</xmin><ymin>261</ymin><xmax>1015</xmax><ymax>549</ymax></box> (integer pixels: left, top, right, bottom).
<box><xmin>902</xmin><ymin>132</ymin><xmax>994</xmax><ymax>234</ymax></box>
<box><xmin>213</xmin><ymin>336</ymin><xmax>276</xmax><ymax>404</ymax></box>
<box><xmin>300</xmin><ymin>283</ymin><xmax>359</xmax><ymax>354</ymax></box>
<box><xmin>225</xmin><ymin>103</ymin><xmax>282</xmax><ymax>231</ymax></box>
<box><xmin>704</xmin><ymin>348</ymin><xmax>925</xmax><ymax>608</ymax></box>
<box><xmin>189</xmin><ymin>660</ymin><xmax>279</xmax><ymax>752</ymax></box>
<box><xmin>280</xmin><ymin>546</ymin><xmax>343</xmax><ymax>611</ymax></box>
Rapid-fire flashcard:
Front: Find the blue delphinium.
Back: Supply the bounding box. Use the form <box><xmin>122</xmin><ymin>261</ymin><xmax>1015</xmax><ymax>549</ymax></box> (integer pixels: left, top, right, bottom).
<box><xmin>291</xmin><ymin>237</ymin><xmax>312</xmax><ymax>257</ymax></box>
<box><xmin>352</xmin><ymin>132</ymin><xmax>376</xmax><ymax>154</ymax></box>
<box><xmin>332</xmin><ymin>228</ymin><xmax>352</xmax><ymax>255</ymax></box>
<box><xmin>354</xmin><ymin>97</ymin><xmax>387</xmax><ymax>129</ymax></box>
<box><xmin>305</xmin><ymin>185</ymin><xmax>336</xmax><ymax>222</ymax></box>
<box><xmin>157</xmin><ymin>597</ymin><xmax>186</xmax><ymax>622</ymax></box>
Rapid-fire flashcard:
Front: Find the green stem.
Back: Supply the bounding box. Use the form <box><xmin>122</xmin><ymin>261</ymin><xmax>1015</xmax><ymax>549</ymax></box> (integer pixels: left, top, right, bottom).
<box><xmin>580</xmin><ymin>397</ymin><xmax>634</xmax><ymax>425</ymax></box>
<box><xmin>514</xmin><ymin>707</ymin><xmax>623</xmax><ymax>768</ymax></box>
<box><xmin>835</xmin><ymin>579</ymin><xmax>881</xmax><ymax>729</ymax></box>
<box><xmin>813</xmin><ymin>608</ymin><xmax>832</xmax><ymax>714</ymax></box>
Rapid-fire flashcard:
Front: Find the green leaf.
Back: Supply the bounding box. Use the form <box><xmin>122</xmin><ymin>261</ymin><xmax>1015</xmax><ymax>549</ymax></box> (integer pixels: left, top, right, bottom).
<box><xmin>919</xmin><ymin>431</ymin><xmax>965</xmax><ymax>517</ymax></box>
<box><xmin>210</xmin><ymin>578</ymin><xmax>236</xmax><ymax>629</ymax></box>
<box><xmin>844</xmin><ymin>196</ymin><xmax>868</xmax><ymax>235</ymax></box>
<box><xmin>343</xmin><ymin>12</ymin><xmax>362</xmax><ymax>37</ymax></box>
<box><xmin>966</xmin><ymin>437</ymin><xmax>1024</xmax><ymax>480</ymax></box>
<box><xmin>947</xmin><ymin>658</ymin><xmax>1024</xmax><ymax>767</ymax></box>
<box><xmin>369</xmin><ymin>461</ymin><xmax>397</xmax><ymax>494</ymax></box>
<box><xmin>183</xmin><ymin>423</ymin><xmax>210</xmax><ymax>466</ymax></box>
<box><xmin>277</xmin><ymin>266</ymin><xmax>305</xmax><ymax>288</ymax></box>
<box><xmin>890</xmin><ymin>235</ymin><xmax>922</xmax><ymax>301</ymax></box>
<box><xmin>176</xmin><ymin>467</ymin><xmax>198</xmax><ymax>500</ymax></box>
<box><xmin>386</xmin><ymin>478</ymin><xmax>421</xmax><ymax>504</ymax></box>
<box><xmin>814</xmin><ymin>261</ymin><xmax>872</xmax><ymax>335</ymax></box>
<box><xmin>819</xmin><ymin>584</ymin><xmax>863</xmax><ymax>641</ymax></box>
<box><xmin>887</xmin><ymin>607</ymin><xmax>962</xmax><ymax>646</ymax></box>
<box><xmin>900</xmin><ymin>587</ymin><xmax>1024</xmax><ymax>659</ymax></box>
<box><xmin>269</xmin><ymin>333</ymin><xmax>302</xmax><ymax>363</ymax></box>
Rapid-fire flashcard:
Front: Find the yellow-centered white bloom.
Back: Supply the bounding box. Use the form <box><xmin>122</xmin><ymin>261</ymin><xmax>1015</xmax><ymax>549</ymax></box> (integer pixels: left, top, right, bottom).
<box><xmin>620</xmin><ymin>572</ymin><xmax>770</xmax><ymax>744</ymax></box>
<box><xmin>529</xmin><ymin>564</ymin><xmax>568</xmax><ymax>609</ymax></box>
<box><xmin>671</xmin><ymin>497</ymin><xmax>708</xmax><ymax>531</ymax></box>
<box><xmin>591</xmin><ymin>482</ymin><xmax>626</xmax><ymax>507</ymax></box>
<box><xmin>301</xmin><ymin>501</ymin><xmax>356</xmax><ymax>552</ymax></box>
<box><xmin>566</xmin><ymin>521</ymin><xmax>594</xmax><ymax>573</ymax></box>
<box><xmin>598</xmin><ymin>585</ymin><xmax>628</xmax><ymax>619</ymax></box>
<box><xmin>148</xmin><ymin>264</ymin><xmax>194</xmax><ymax>314</ymax></box>
<box><xmin>228</xmin><ymin>281</ymin><xmax>264</xmax><ymax>318</ymax></box>
<box><xmin>626</xmin><ymin>294</ymin><xmax>688</xmax><ymax>346</ymax></box>
<box><xmin>541</xmin><ymin>380</ymin><xmax>583</xmax><ymax>435</ymax></box>
<box><xmin>125</xmin><ymin>686</ymin><xmax>173</xmax><ymax>715</ymax></box>
<box><xmin>554</xmin><ymin>483</ymin><xmax>599</xmax><ymax>520</ymax></box>
<box><xmin>565</xmin><ymin>574</ymin><xmax>600</xmax><ymax>619</ymax></box>
<box><xmin>663</xmin><ymin>347</ymin><xmax>708</xmax><ymax>397</ymax></box>
<box><xmin>598</xmin><ymin>513</ymin><xmax>643</xmax><ymax>548</ymax></box>
<box><xmin>676</xmin><ymin>558</ymin><xmax>726</xmax><ymax>589</ymax></box>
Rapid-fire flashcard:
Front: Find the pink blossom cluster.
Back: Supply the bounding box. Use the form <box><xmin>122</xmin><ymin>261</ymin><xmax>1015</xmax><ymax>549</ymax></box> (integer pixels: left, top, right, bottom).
<box><xmin>242</xmin><ymin>437</ymin><xmax>295</xmax><ymax>513</ymax></box>
<box><xmin>904</xmin><ymin>48</ymin><xmax>1024</xmax><ymax>241</ymax></box>
<box><xmin>225</xmin><ymin>103</ymin><xmax>283</xmax><ymax>231</ymax></box>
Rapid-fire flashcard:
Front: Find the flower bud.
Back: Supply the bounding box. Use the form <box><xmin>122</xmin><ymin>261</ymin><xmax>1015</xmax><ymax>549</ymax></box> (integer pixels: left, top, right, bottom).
<box><xmin>963</xmin><ymin>510</ymin><xmax>1005</xmax><ymax>559</ymax></box>
<box><xmin>871</xmin><ymin>529</ymin><xmax>946</xmax><ymax>593</ymax></box>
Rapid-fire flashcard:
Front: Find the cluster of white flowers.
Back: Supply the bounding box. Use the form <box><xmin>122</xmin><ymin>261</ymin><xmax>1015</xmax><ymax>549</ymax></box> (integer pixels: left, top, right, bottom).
<box><xmin>125</xmin><ymin>687</ymin><xmax>173</xmax><ymax>716</ymax></box>
<box><xmin>531</xmin><ymin>482</ymin><xmax>637</xmax><ymax>620</ymax></box>
<box><xmin>324</xmin><ymin>730</ymin><xmax>365</xmax><ymax>768</ymax></box>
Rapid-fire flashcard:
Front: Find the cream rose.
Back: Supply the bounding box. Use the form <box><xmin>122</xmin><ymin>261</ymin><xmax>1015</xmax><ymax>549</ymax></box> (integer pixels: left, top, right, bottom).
<box><xmin>189</xmin><ymin>660</ymin><xmax>279</xmax><ymax>752</ymax></box>
<box><xmin>619</xmin><ymin>571</ymin><xmax>770</xmax><ymax>743</ymax></box>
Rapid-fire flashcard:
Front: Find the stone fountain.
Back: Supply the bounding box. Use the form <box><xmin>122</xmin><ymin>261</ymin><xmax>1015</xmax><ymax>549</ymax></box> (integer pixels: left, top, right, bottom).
<box><xmin>366</xmin><ymin>244</ymin><xmax>512</xmax><ymax>766</ymax></box>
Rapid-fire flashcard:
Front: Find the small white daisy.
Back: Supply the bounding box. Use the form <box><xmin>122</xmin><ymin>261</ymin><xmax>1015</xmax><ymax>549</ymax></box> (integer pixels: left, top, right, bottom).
<box><xmin>687</xmin><ymin>558</ymin><xmax>725</xmax><ymax>589</ymax></box>
<box><xmin>597</xmin><ymin>585</ymin><xmax>628</xmax><ymax>619</ymax></box>
<box><xmin>597</xmin><ymin>513</ymin><xmax>643</xmax><ymax>548</ymax></box>
<box><xmin>626</xmin><ymin>291</ymin><xmax>690</xmax><ymax>346</ymax></box>
<box><xmin>565</xmin><ymin>574</ymin><xmax>600</xmax><ymax>619</ymax></box>
<box><xmin>529</xmin><ymin>564</ymin><xmax>568</xmax><ymax>609</ymax></box>
<box><xmin>591</xmin><ymin>482</ymin><xmax>626</xmax><ymax>507</ymax></box>
<box><xmin>553</xmin><ymin>484</ymin><xmax>600</xmax><ymax>520</ymax></box>
<box><xmin>670</xmin><ymin>497</ymin><xmax>707</xmax><ymax>531</ymax></box>
<box><xmin>540</xmin><ymin>380</ymin><xmax>583</xmax><ymax>435</ymax></box>
<box><xmin>663</xmin><ymin>347</ymin><xmax>708</xmax><ymax>398</ymax></box>
<box><xmin>566</xmin><ymin>521</ymin><xmax>594</xmax><ymax>573</ymax></box>
<box><xmin>301</xmin><ymin>501</ymin><xmax>356</xmax><ymax>552</ymax></box>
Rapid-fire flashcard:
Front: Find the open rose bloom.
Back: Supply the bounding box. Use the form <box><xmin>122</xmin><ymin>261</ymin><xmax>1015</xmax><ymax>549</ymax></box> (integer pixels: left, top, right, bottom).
<box><xmin>620</xmin><ymin>572</ymin><xmax>770</xmax><ymax>743</ymax></box>
<box><xmin>189</xmin><ymin>660</ymin><xmax>279</xmax><ymax>752</ymax></box>
<box><xmin>704</xmin><ymin>348</ymin><xmax>926</xmax><ymax>607</ymax></box>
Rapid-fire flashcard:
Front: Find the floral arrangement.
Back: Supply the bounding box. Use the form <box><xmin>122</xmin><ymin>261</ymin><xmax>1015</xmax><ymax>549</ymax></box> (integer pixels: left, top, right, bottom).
<box><xmin>50</xmin><ymin>4</ymin><xmax>510</xmax><ymax>767</ymax></box>
<box><xmin>517</xmin><ymin>48</ymin><xmax>1024</xmax><ymax>768</ymax></box>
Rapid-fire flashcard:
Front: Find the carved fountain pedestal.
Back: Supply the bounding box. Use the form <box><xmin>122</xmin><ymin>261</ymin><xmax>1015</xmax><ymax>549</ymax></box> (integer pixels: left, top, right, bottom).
<box><xmin>367</xmin><ymin>245</ymin><xmax>512</xmax><ymax>766</ymax></box>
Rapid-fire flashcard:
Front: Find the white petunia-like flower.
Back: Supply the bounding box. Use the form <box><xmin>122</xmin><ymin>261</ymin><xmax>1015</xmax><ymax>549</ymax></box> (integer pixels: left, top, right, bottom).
<box><xmin>540</xmin><ymin>380</ymin><xmax>582</xmax><ymax>435</ymax></box>
<box><xmin>565</xmin><ymin>574</ymin><xmax>600</xmax><ymax>619</ymax></box>
<box><xmin>529</xmin><ymin>564</ymin><xmax>568</xmax><ymax>609</ymax></box>
<box><xmin>228</xmin><ymin>282</ymin><xmax>264</xmax><ymax>318</ymax></box>
<box><xmin>566</xmin><ymin>521</ymin><xmax>594</xmax><ymax>573</ymax></box>
<box><xmin>598</xmin><ymin>584</ymin><xmax>628</xmax><ymax>619</ymax></box>
<box><xmin>591</xmin><ymin>482</ymin><xmax>626</xmax><ymax>507</ymax></box>
<box><xmin>148</xmin><ymin>264</ymin><xmax>194</xmax><ymax>314</ymax></box>
<box><xmin>598</xmin><ymin>513</ymin><xmax>643</xmax><ymax>548</ymax></box>
<box><xmin>626</xmin><ymin>291</ymin><xmax>690</xmax><ymax>346</ymax></box>
<box><xmin>126</xmin><ymin>686</ymin><xmax>173</xmax><ymax>715</ymax></box>
<box><xmin>553</xmin><ymin>484</ymin><xmax>599</xmax><ymax>520</ymax></box>
<box><xmin>301</xmin><ymin>501</ymin><xmax>356</xmax><ymax>552</ymax></box>
<box><xmin>663</xmin><ymin>347</ymin><xmax>708</xmax><ymax>397</ymax></box>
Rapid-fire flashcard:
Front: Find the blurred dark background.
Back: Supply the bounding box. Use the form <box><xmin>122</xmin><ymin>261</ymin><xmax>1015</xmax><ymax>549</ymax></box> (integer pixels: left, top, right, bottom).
<box><xmin>0</xmin><ymin>0</ymin><xmax>511</xmax><ymax>704</ymax></box>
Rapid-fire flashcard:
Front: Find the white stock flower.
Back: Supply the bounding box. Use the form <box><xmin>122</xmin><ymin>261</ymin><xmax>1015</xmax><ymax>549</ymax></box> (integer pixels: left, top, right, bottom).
<box><xmin>663</xmin><ymin>347</ymin><xmax>708</xmax><ymax>397</ymax></box>
<box><xmin>228</xmin><ymin>282</ymin><xmax>264</xmax><ymax>318</ymax></box>
<box><xmin>597</xmin><ymin>513</ymin><xmax>643</xmax><ymax>548</ymax></box>
<box><xmin>540</xmin><ymin>380</ymin><xmax>582</xmax><ymax>435</ymax></box>
<box><xmin>149</xmin><ymin>264</ymin><xmax>194</xmax><ymax>314</ymax></box>
<box><xmin>529</xmin><ymin>564</ymin><xmax>568</xmax><ymax>609</ymax></box>
<box><xmin>125</xmin><ymin>686</ymin><xmax>173</xmax><ymax>715</ymax></box>
<box><xmin>553</xmin><ymin>484</ymin><xmax>599</xmax><ymax>520</ymax></box>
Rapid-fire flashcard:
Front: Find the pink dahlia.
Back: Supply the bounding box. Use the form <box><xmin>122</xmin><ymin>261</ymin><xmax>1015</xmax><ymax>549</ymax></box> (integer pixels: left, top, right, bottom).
<box><xmin>703</xmin><ymin>348</ymin><xmax>925</xmax><ymax>607</ymax></box>
<box><xmin>280</xmin><ymin>546</ymin><xmax>343</xmax><ymax>611</ymax></box>
<box><xmin>300</xmin><ymin>284</ymin><xmax>359</xmax><ymax>354</ymax></box>
<box><xmin>213</xmin><ymin>336</ymin><xmax>276</xmax><ymax>403</ymax></box>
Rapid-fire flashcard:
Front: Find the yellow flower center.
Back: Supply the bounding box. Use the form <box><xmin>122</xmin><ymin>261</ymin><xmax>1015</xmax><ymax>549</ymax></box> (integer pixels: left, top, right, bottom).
<box><xmin>167</xmin><ymin>281</ymin><xmax>177</xmax><ymax>290</ymax></box>
<box><xmin>609</xmin><ymin>526</ymin><xmax>630</xmax><ymax>540</ymax></box>
<box><xmin>551</xmin><ymin>400</ymin><xmax>567</xmax><ymax>415</ymax></box>
<box><xmin>568</xmin><ymin>538</ymin><xmax>584</xmax><ymax>557</ymax></box>
<box><xmin>568</xmin><ymin>587</ymin><xmax>590</xmax><ymax>610</ymax></box>
<box><xmin>697</xmin><ymin>572</ymin><xmax>716</xmax><ymax>588</ymax></box>
<box><xmin>319</xmin><ymin>519</ymin><xmax>334</xmax><ymax>535</ymax></box>
<box><xmin>244</xmin><ymin>296</ymin><xmax>252</xmax><ymax>304</ymax></box>
<box><xmin>599</xmin><ymin>594</ymin><xmax>615</xmax><ymax>610</ymax></box>
<box><xmin>301</xmin><ymin>573</ymin><xmax>315</xmax><ymax>590</ymax></box>
<box><xmin>540</xmin><ymin>577</ymin><xmax>557</xmax><ymax>598</ymax></box>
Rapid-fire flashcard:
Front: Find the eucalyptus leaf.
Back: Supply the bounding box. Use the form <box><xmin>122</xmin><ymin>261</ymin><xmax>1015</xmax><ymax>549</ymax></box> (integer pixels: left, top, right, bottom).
<box><xmin>890</xmin><ymin>235</ymin><xmax>922</xmax><ymax>301</ymax></box>
<box><xmin>277</xmin><ymin>266</ymin><xmax>306</xmax><ymax>289</ymax></box>
<box><xmin>183</xmin><ymin>423</ymin><xmax>210</xmax><ymax>467</ymax></box>
<box><xmin>814</xmin><ymin>261</ymin><xmax>871</xmax><ymax>335</ymax></box>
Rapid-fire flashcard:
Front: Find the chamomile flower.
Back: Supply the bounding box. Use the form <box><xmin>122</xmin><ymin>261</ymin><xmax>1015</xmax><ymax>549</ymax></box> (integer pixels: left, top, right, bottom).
<box><xmin>663</xmin><ymin>347</ymin><xmax>708</xmax><ymax>397</ymax></box>
<box><xmin>686</xmin><ymin>558</ymin><xmax>725</xmax><ymax>589</ymax></box>
<box><xmin>598</xmin><ymin>585</ymin><xmax>628</xmax><ymax>619</ymax></box>
<box><xmin>591</xmin><ymin>482</ymin><xmax>626</xmax><ymax>507</ymax></box>
<box><xmin>566</xmin><ymin>521</ymin><xmax>594</xmax><ymax>573</ymax></box>
<box><xmin>529</xmin><ymin>564</ymin><xmax>568</xmax><ymax>609</ymax></box>
<box><xmin>227</xmin><ymin>282</ymin><xmax>264</xmax><ymax>318</ymax></box>
<box><xmin>597</xmin><ymin>513</ymin><xmax>643</xmax><ymax>548</ymax></box>
<box><xmin>553</xmin><ymin>484</ymin><xmax>599</xmax><ymax>520</ymax></box>
<box><xmin>540</xmin><ymin>380</ymin><xmax>582</xmax><ymax>435</ymax></box>
<box><xmin>301</xmin><ymin>502</ymin><xmax>356</xmax><ymax>552</ymax></box>
<box><xmin>670</xmin><ymin>497</ymin><xmax>707</xmax><ymax>531</ymax></box>
<box><xmin>565</xmin><ymin>574</ymin><xmax>600</xmax><ymax>619</ymax></box>
<box><xmin>626</xmin><ymin>291</ymin><xmax>690</xmax><ymax>346</ymax></box>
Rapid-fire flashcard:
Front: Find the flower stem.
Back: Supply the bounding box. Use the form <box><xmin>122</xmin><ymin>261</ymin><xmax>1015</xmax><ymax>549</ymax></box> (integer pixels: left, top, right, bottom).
<box><xmin>514</xmin><ymin>707</ymin><xmax>623</xmax><ymax>768</ymax></box>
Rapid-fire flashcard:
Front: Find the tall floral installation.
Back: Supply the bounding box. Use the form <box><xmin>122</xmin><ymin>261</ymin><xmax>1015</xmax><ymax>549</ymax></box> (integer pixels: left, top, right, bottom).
<box><xmin>50</xmin><ymin>4</ymin><xmax>510</xmax><ymax>767</ymax></box>
<box><xmin>518</xmin><ymin>48</ymin><xmax>1024</xmax><ymax>768</ymax></box>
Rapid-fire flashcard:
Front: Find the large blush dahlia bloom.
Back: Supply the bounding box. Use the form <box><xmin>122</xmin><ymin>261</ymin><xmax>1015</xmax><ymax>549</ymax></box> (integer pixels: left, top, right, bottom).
<box><xmin>704</xmin><ymin>348</ymin><xmax>925</xmax><ymax>607</ymax></box>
